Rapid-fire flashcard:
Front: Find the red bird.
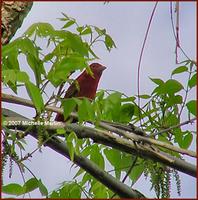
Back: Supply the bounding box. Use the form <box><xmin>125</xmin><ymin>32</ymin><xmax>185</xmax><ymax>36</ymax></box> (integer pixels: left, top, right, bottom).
<box><xmin>55</xmin><ymin>63</ymin><xmax>106</xmax><ymax>121</ymax></box>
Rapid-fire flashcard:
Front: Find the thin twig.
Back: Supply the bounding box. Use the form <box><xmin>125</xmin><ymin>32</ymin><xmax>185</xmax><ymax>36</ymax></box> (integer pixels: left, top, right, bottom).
<box><xmin>170</xmin><ymin>2</ymin><xmax>191</xmax><ymax>61</ymax></box>
<box><xmin>137</xmin><ymin>2</ymin><xmax>158</xmax><ymax>126</ymax></box>
<box><xmin>122</xmin><ymin>156</ymin><xmax>138</xmax><ymax>183</ymax></box>
<box><xmin>111</xmin><ymin>156</ymin><xmax>138</xmax><ymax>199</ymax></box>
<box><xmin>152</xmin><ymin>117</ymin><xmax>196</xmax><ymax>137</ymax></box>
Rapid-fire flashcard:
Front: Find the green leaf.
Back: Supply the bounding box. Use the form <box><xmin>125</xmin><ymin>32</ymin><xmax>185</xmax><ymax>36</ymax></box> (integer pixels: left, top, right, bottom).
<box><xmin>120</xmin><ymin>103</ymin><xmax>134</xmax><ymax>123</ymax></box>
<box><xmin>3</xmin><ymin>70</ymin><xmax>29</xmax><ymax>84</ymax></box>
<box><xmin>62</xmin><ymin>20</ymin><xmax>76</xmax><ymax>29</ymax></box>
<box><xmin>50</xmin><ymin>191</ymin><xmax>59</xmax><ymax>198</ymax></box>
<box><xmin>61</xmin><ymin>12</ymin><xmax>70</xmax><ymax>20</ymax></box>
<box><xmin>26</xmin><ymin>53</ymin><xmax>42</xmax><ymax>86</ymax></box>
<box><xmin>166</xmin><ymin>95</ymin><xmax>183</xmax><ymax>107</ymax></box>
<box><xmin>19</xmin><ymin>38</ymin><xmax>38</xmax><ymax>58</ymax></box>
<box><xmin>81</xmin><ymin>27</ymin><xmax>92</xmax><ymax>35</ymax></box>
<box><xmin>16</xmin><ymin>140</ymin><xmax>25</xmax><ymax>151</ymax></box>
<box><xmin>179</xmin><ymin>131</ymin><xmax>193</xmax><ymax>149</ymax></box>
<box><xmin>38</xmin><ymin>179</ymin><xmax>48</xmax><ymax>196</ymax></box>
<box><xmin>87</xmin><ymin>45</ymin><xmax>99</xmax><ymax>59</ymax></box>
<box><xmin>6</xmin><ymin>50</ymin><xmax>20</xmax><ymax>70</ymax></box>
<box><xmin>77</xmin><ymin>98</ymin><xmax>95</xmax><ymax>122</ymax></box>
<box><xmin>96</xmin><ymin>90</ymin><xmax>105</xmax><ymax>100</ymax></box>
<box><xmin>105</xmin><ymin>34</ymin><xmax>116</xmax><ymax>51</ymax></box>
<box><xmin>43</xmin><ymin>53</ymin><xmax>54</xmax><ymax>62</ymax></box>
<box><xmin>62</xmin><ymin>98</ymin><xmax>77</xmax><ymax>120</ymax></box>
<box><xmin>150</xmin><ymin>77</ymin><xmax>164</xmax><ymax>85</ymax></box>
<box><xmin>121</xmin><ymin>96</ymin><xmax>136</xmax><ymax>102</ymax></box>
<box><xmin>94</xmin><ymin>27</ymin><xmax>106</xmax><ymax>36</ymax></box>
<box><xmin>138</xmin><ymin>94</ymin><xmax>151</xmax><ymax>99</ymax></box>
<box><xmin>2</xmin><ymin>39</ymin><xmax>18</xmax><ymax>56</ymax></box>
<box><xmin>25</xmin><ymin>82</ymin><xmax>44</xmax><ymax>113</ymax></box>
<box><xmin>67</xmin><ymin>132</ymin><xmax>78</xmax><ymax>161</ymax></box>
<box><xmin>76</xmin><ymin>26</ymin><xmax>84</xmax><ymax>33</ymax></box>
<box><xmin>171</xmin><ymin>66</ymin><xmax>188</xmax><ymax>76</ymax></box>
<box><xmin>158</xmin><ymin>79</ymin><xmax>184</xmax><ymax>95</ymax></box>
<box><xmin>186</xmin><ymin>100</ymin><xmax>196</xmax><ymax>116</ymax></box>
<box><xmin>68</xmin><ymin>183</ymin><xmax>81</xmax><ymax>198</ymax></box>
<box><xmin>81</xmin><ymin>173</ymin><xmax>92</xmax><ymax>186</ymax></box>
<box><xmin>90</xmin><ymin>145</ymin><xmax>105</xmax><ymax>169</ymax></box>
<box><xmin>8</xmin><ymin>82</ymin><xmax>18</xmax><ymax>94</ymax></box>
<box><xmin>104</xmin><ymin>148</ymin><xmax>121</xmax><ymax>179</ymax></box>
<box><xmin>104</xmin><ymin>148</ymin><xmax>121</xmax><ymax>167</ymax></box>
<box><xmin>24</xmin><ymin>22</ymin><xmax>55</xmax><ymax>38</ymax></box>
<box><xmin>165</xmin><ymin>113</ymin><xmax>179</xmax><ymax>127</ymax></box>
<box><xmin>103</xmin><ymin>92</ymin><xmax>122</xmax><ymax>121</ymax></box>
<box><xmin>58</xmin><ymin>182</ymin><xmax>81</xmax><ymax>198</ymax></box>
<box><xmin>2</xmin><ymin>70</ymin><xmax>17</xmax><ymax>84</ymax></box>
<box><xmin>16</xmin><ymin>71</ymin><xmax>30</xmax><ymax>83</ymax></box>
<box><xmin>90</xmin><ymin>182</ymin><xmax>108</xmax><ymax>198</ymax></box>
<box><xmin>129</xmin><ymin>162</ymin><xmax>144</xmax><ymax>184</ymax></box>
<box><xmin>66</xmin><ymin>31</ymin><xmax>89</xmax><ymax>56</ymax></box>
<box><xmin>56</xmin><ymin>128</ymin><xmax>66</xmax><ymax>135</ymax></box>
<box><xmin>2</xmin><ymin>183</ymin><xmax>24</xmax><ymax>196</ymax></box>
<box><xmin>48</xmin><ymin>55</ymin><xmax>87</xmax><ymax>87</ymax></box>
<box><xmin>23</xmin><ymin>178</ymin><xmax>39</xmax><ymax>193</ymax></box>
<box><xmin>188</xmin><ymin>74</ymin><xmax>196</xmax><ymax>89</ymax></box>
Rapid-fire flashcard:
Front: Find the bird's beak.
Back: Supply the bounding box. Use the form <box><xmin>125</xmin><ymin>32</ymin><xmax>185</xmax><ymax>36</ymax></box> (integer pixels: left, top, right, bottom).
<box><xmin>101</xmin><ymin>65</ymin><xmax>107</xmax><ymax>71</ymax></box>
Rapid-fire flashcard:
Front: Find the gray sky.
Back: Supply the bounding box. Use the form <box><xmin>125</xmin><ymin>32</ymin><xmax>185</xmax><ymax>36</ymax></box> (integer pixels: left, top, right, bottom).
<box><xmin>2</xmin><ymin>2</ymin><xmax>196</xmax><ymax>198</ymax></box>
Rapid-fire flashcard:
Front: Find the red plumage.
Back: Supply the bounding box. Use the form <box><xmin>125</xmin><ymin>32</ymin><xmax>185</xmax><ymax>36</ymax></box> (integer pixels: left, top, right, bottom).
<box><xmin>55</xmin><ymin>63</ymin><xmax>106</xmax><ymax>121</ymax></box>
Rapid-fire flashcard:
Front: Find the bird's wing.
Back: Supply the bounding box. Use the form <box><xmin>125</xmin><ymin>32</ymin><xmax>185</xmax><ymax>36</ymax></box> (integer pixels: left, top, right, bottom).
<box><xmin>63</xmin><ymin>81</ymin><xmax>79</xmax><ymax>98</ymax></box>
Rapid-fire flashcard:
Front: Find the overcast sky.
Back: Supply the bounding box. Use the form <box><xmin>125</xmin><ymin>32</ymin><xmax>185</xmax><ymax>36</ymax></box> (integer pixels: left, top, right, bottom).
<box><xmin>2</xmin><ymin>2</ymin><xmax>196</xmax><ymax>198</ymax></box>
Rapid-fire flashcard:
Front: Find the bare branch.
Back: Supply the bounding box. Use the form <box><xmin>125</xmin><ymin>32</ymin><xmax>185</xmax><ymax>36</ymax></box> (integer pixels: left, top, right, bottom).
<box><xmin>3</xmin><ymin>111</ymin><xmax>196</xmax><ymax>178</ymax></box>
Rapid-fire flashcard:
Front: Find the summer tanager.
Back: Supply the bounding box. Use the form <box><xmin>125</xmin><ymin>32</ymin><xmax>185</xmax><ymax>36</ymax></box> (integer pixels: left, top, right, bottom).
<box><xmin>55</xmin><ymin>63</ymin><xmax>106</xmax><ymax>121</ymax></box>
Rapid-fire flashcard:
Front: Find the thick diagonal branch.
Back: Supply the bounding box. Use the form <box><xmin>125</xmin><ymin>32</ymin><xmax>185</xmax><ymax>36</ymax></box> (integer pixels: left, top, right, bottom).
<box><xmin>2</xmin><ymin>93</ymin><xmax>196</xmax><ymax>158</ymax></box>
<box><xmin>3</xmin><ymin>108</ymin><xmax>196</xmax><ymax>178</ymax></box>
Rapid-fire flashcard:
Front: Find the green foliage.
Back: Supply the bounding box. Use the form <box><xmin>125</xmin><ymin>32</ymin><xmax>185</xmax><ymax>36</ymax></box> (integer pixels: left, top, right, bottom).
<box><xmin>132</xmin><ymin>60</ymin><xmax>196</xmax><ymax>152</ymax></box>
<box><xmin>2</xmin><ymin>12</ymin><xmax>116</xmax><ymax>116</ymax></box>
<box><xmin>186</xmin><ymin>100</ymin><xmax>196</xmax><ymax>116</ymax></box>
<box><xmin>104</xmin><ymin>148</ymin><xmax>122</xmax><ymax>179</ymax></box>
<box><xmin>90</xmin><ymin>144</ymin><xmax>105</xmax><ymax>169</ymax></box>
<box><xmin>2</xmin><ymin>178</ymin><xmax>48</xmax><ymax>197</ymax></box>
<box><xmin>143</xmin><ymin>161</ymin><xmax>181</xmax><ymax>198</ymax></box>
<box><xmin>66</xmin><ymin>131</ymin><xmax>80</xmax><ymax>161</ymax></box>
<box><xmin>76</xmin><ymin>98</ymin><xmax>95</xmax><ymax>123</ymax></box>
<box><xmin>2</xmin><ymin>11</ymin><xmax>196</xmax><ymax>199</ymax></box>
<box><xmin>62</xmin><ymin>98</ymin><xmax>77</xmax><ymax>120</ymax></box>
<box><xmin>150</xmin><ymin>168</ymin><xmax>171</xmax><ymax>198</ymax></box>
<box><xmin>2</xmin><ymin>183</ymin><xmax>24</xmax><ymax>196</ymax></box>
<box><xmin>171</xmin><ymin>66</ymin><xmax>188</xmax><ymax>76</ymax></box>
<box><xmin>49</xmin><ymin>181</ymin><xmax>81</xmax><ymax>198</ymax></box>
<box><xmin>25</xmin><ymin>82</ymin><xmax>44</xmax><ymax>114</ymax></box>
<box><xmin>58</xmin><ymin>91</ymin><xmax>135</xmax><ymax>125</ymax></box>
<box><xmin>38</xmin><ymin>179</ymin><xmax>48</xmax><ymax>196</ymax></box>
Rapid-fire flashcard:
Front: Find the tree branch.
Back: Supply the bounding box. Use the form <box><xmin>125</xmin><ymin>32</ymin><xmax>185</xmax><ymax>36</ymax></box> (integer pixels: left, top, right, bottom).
<box><xmin>2</xmin><ymin>93</ymin><xmax>196</xmax><ymax>158</ymax></box>
<box><xmin>45</xmin><ymin>137</ymin><xmax>146</xmax><ymax>198</ymax></box>
<box><xmin>3</xmin><ymin>109</ymin><xmax>196</xmax><ymax>178</ymax></box>
<box><xmin>1</xmin><ymin>1</ymin><xmax>33</xmax><ymax>45</ymax></box>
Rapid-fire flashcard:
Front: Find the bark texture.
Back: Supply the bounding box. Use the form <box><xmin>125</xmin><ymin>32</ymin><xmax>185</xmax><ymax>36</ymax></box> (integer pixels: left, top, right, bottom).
<box><xmin>1</xmin><ymin>1</ymin><xmax>33</xmax><ymax>45</ymax></box>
